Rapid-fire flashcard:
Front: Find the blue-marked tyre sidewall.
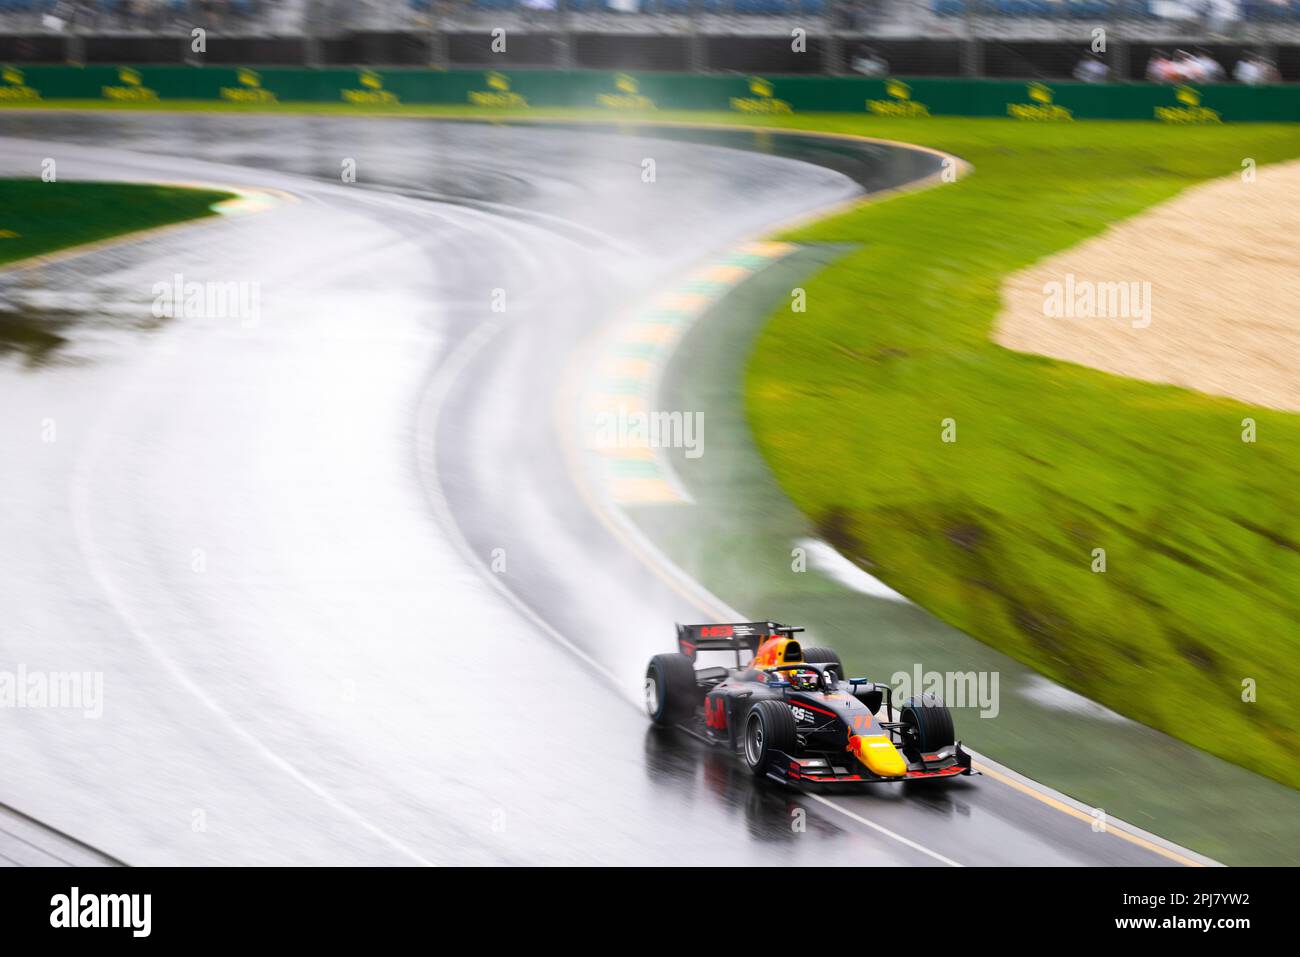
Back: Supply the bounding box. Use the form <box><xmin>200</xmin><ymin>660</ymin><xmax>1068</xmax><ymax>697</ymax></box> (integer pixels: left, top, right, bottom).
<box><xmin>901</xmin><ymin>693</ymin><xmax>956</xmax><ymax>752</ymax></box>
<box><xmin>744</xmin><ymin>700</ymin><xmax>797</xmax><ymax>777</ymax></box>
<box><xmin>646</xmin><ymin>653</ymin><xmax>697</xmax><ymax>725</ymax></box>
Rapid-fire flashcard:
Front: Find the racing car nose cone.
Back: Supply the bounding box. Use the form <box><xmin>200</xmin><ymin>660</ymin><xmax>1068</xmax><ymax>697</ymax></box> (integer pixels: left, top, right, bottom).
<box><xmin>847</xmin><ymin>734</ymin><xmax>907</xmax><ymax>778</ymax></box>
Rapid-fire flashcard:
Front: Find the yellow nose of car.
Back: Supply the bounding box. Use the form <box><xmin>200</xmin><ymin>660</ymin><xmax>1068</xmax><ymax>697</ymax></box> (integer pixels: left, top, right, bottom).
<box><xmin>847</xmin><ymin>734</ymin><xmax>908</xmax><ymax>778</ymax></box>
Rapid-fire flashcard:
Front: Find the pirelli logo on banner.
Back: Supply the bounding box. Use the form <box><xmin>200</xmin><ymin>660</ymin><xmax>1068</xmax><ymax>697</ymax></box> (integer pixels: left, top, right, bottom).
<box><xmin>1155</xmin><ymin>86</ymin><xmax>1222</xmax><ymax>124</ymax></box>
<box><xmin>102</xmin><ymin>67</ymin><xmax>158</xmax><ymax>102</ymax></box>
<box><xmin>468</xmin><ymin>71</ymin><xmax>527</xmax><ymax>108</ymax></box>
<box><xmin>1007</xmin><ymin>83</ymin><xmax>1073</xmax><ymax>121</ymax></box>
<box><xmin>597</xmin><ymin>73</ymin><xmax>655</xmax><ymax>111</ymax></box>
<box><xmin>342</xmin><ymin>70</ymin><xmax>399</xmax><ymax>106</ymax></box>
<box><xmin>220</xmin><ymin>68</ymin><xmax>278</xmax><ymax>105</ymax></box>
<box><xmin>0</xmin><ymin>65</ymin><xmax>40</xmax><ymax>101</ymax></box>
<box><xmin>866</xmin><ymin>78</ymin><xmax>929</xmax><ymax>117</ymax></box>
<box><xmin>730</xmin><ymin>76</ymin><xmax>792</xmax><ymax>114</ymax></box>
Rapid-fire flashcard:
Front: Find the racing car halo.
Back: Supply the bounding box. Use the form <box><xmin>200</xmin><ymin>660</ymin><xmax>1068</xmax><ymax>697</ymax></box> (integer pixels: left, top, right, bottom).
<box><xmin>645</xmin><ymin>621</ymin><xmax>976</xmax><ymax>786</ymax></box>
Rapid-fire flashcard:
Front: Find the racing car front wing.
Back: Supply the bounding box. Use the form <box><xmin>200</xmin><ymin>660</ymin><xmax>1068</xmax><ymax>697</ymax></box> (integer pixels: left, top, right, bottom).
<box><xmin>770</xmin><ymin>741</ymin><xmax>978</xmax><ymax>788</ymax></box>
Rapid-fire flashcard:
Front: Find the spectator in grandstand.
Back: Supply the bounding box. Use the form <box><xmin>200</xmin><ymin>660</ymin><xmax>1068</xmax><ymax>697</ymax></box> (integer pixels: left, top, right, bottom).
<box><xmin>1233</xmin><ymin>53</ymin><xmax>1280</xmax><ymax>86</ymax></box>
<box><xmin>1206</xmin><ymin>0</ymin><xmax>1241</xmax><ymax>35</ymax></box>
<box><xmin>1193</xmin><ymin>48</ymin><xmax>1225</xmax><ymax>83</ymax></box>
<box><xmin>1145</xmin><ymin>50</ymin><xmax>1178</xmax><ymax>84</ymax></box>
<box><xmin>850</xmin><ymin>46</ymin><xmax>889</xmax><ymax>78</ymax></box>
<box><xmin>1172</xmin><ymin>49</ymin><xmax>1205</xmax><ymax>82</ymax></box>
<box><xmin>1233</xmin><ymin>55</ymin><xmax>1261</xmax><ymax>86</ymax></box>
<box><xmin>1072</xmin><ymin>52</ymin><xmax>1109</xmax><ymax>84</ymax></box>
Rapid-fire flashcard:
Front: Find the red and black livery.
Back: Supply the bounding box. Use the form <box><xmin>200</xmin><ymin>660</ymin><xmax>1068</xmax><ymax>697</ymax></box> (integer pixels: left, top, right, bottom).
<box><xmin>645</xmin><ymin>621</ymin><xmax>976</xmax><ymax>788</ymax></box>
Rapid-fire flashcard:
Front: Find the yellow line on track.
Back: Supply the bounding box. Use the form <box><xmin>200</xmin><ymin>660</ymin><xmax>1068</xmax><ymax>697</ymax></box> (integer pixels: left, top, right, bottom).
<box><xmin>973</xmin><ymin>762</ymin><xmax>1205</xmax><ymax>867</ymax></box>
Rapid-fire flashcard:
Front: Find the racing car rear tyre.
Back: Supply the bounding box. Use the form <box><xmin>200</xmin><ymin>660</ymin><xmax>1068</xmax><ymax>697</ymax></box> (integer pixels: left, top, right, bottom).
<box><xmin>645</xmin><ymin>653</ymin><xmax>699</xmax><ymax>726</ymax></box>
<box><xmin>801</xmin><ymin>646</ymin><xmax>844</xmax><ymax>680</ymax></box>
<box><xmin>743</xmin><ymin>700</ymin><xmax>797</xmax><ymax>777</ymax></box>
<box><xmin>900</xmin><ymin>694</ymin><xmax>956</xmax><ymax>752</ymax></box>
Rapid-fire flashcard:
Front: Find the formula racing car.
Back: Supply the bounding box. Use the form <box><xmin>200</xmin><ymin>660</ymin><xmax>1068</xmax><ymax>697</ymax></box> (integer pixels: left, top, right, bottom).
<box><xmin>645</xmin><ymin>621</ymin><xmax>976</xmax><ymax>786</ymax></box>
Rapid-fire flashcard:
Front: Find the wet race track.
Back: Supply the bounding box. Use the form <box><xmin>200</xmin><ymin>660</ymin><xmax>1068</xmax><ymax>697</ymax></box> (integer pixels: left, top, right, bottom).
<box><xmin>0</xmin><ymin>113</ymin><xmax>1196</xmax><ymax>865</ymax></box>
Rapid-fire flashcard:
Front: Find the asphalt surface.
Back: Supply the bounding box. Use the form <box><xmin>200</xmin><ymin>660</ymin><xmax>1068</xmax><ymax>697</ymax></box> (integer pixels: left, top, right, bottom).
<box><xmin>0</xmin><ymin>802</ymin><xmax>122</xmax><ymax>866</ymax></box>
<box><xmin>0</xmin><ymin>112</ymin><xmax>1203</xmax><ymax>865</ymax></box>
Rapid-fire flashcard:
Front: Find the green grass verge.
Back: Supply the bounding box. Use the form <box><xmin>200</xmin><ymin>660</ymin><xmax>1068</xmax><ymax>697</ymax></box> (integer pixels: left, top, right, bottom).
<box><xmin>0</xmin><ymin>179</ymin><xmax>231</xmax><ymax>266</ymax></box>
<box><xmin>736</xmin><ymin>119</ymin><xmax>1300</xmax><ymax>791</ymax></box>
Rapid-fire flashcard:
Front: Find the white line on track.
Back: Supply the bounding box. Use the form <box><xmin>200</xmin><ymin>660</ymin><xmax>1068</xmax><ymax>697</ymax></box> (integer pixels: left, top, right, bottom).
<box><xmin>64</xmin><ymin>181</ymin><xmax>439</xmax><ymax>868</ymax></box>
<box><xmin>807</xmin><ymin>794</ymin><xmax>963</xmax><ymax>866</ymax></box>
<box><xmin>414</xmin><ymin>312</ymin><xmax>629</xmax><ymax>693</ymax></box>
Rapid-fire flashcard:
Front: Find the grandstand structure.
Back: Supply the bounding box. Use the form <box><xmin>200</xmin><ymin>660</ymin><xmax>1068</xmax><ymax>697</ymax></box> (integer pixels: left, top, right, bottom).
<box><xmin>1</xmin><ymin>1</ymin><xmax>1297</xmax><ymax>79</ymax></box>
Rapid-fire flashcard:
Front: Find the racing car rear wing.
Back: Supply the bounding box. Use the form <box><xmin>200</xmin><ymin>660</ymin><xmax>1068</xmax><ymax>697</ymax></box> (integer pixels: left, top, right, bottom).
<box><xmin>676</xmin><ymin>622</ymin><xmax>803</xmax><ymax>665</ymax></box>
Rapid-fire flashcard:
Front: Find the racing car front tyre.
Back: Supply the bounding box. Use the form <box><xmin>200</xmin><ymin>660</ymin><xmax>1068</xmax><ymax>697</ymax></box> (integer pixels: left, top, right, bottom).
<box><xmin>645</xmin><ymin>653</ymin><xmax>699</xmax><ymax>726</ymax></box>
<box><xmin>900</xmin><ymin>693</ymin><xmax>956</xmax><ymax>752</ymax></box>
<box><xmin>743</xmin><ymin>700</ymin><xmax>797</xmax><ymax>777</ymax></box>
<box><xmin>801</xmin><ymin>646</ymin><xmax>844</xmax><ymax>680</ymax></box>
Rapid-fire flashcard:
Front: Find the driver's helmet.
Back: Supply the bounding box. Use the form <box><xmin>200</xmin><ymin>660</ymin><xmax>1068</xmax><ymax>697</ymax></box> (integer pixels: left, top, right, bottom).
<box><xmin>789</xmin><ymin>669</ymin><xmax>820</xmax><ymax>692</ymax></box>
